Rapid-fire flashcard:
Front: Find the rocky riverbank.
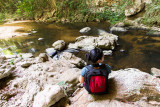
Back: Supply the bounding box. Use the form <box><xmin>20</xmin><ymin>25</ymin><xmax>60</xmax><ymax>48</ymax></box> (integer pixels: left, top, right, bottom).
<box><xmin>0</xmin><ymin>51</ymin><xmax>160</xmax><ymax>107</ymax></box>
<box><xmin>0</xmin><ymin>29</ymin><xmax>160</xmax><ymax>106</ymax></box>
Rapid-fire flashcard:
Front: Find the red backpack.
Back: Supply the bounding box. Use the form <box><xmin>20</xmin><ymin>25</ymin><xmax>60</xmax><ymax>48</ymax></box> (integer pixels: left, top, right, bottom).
<box><xmin>84</xmin><ymin>64</ymin><xmax>109</xmax><ymax>94</ymax></box>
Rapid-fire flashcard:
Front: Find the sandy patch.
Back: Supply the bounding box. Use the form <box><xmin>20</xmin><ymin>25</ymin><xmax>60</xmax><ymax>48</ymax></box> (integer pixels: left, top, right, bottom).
<box><xmin>0</xmin><ymin>26</ymin><xmax>29</xmax><ymax>39</ymax></box>
<box><xmin>4</xmin><ymin>20</ymin><xmax>34</xmax><ymax>24</ymax></box>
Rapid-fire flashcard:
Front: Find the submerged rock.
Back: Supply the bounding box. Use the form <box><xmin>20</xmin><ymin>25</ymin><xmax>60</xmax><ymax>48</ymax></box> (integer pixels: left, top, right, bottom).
<box><xmin>146</xmin><ymin>31</ymin><xmax>160</xmax><ymax>36</ymax></box>
<box><xmin>52</xmin><ymin>40</ymin><xmax>66</xmax><ymax>51</ymax></box>
<box><xmin>38</xmin><ymin>38</ymin><xmax>44</xmax><ymax>41</ymax></box>
<box><xmin>110</xmin><ymin>26</ymin><xmax>127</xmax><ymax>32</ymax></box>
<box><xmin>31</xmin><ymin>31</ymin><xmax>37</xmax><ymax>34</ymax></box>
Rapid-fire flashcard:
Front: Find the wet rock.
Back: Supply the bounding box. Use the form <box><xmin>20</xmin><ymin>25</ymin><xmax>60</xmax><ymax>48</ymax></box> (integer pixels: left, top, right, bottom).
<box><xmin>21</xmin><ymin>62</ymin><xmax>32</xmax><ymax>68</ymax></box>
<box><xmin>68</xmin><ymin>32</ymin><xmax>118</xmax><ymax>51</ymax></box>
<box><xmin>33</xmin><ymin>85</ymin><xmax>65</xmax><ymax>107</ymax></box>
<box><xmin>38</xmin><ymin>53</ymin><xmax>48</xmax><ymax>62</ymax></box>
<box><xmin>52</xmin><ymin>40</ymin><xmax>66</xmax><ymax>51</ymax></box>
<box><xmin>28</xmin><ymin>48</ymin><xmax>37</xmax><ymax>53</ymax></box>
<box><xmin>103</xmin><ymin>50</ymin><xmax>112</xmax><ymax>56</ymax></box>
<box><xmin>63</xmin><ymin>49</ymin><xmax>79</xmax><ymax>53</ymax></box>
<box><xmin>26</xmin><ymin>41</ymin><xmax>34</xmax><ymax>45</ymax></box>
<box><xmin>120</xmin><ymin>49</ymin><xmax>125</xmax><ymax>52</ymax></box>
<box><xmin>125</xmin><ymin>3</ymin><xmax>145</xmax><ymax>17</ymax></box>
<box><xmin>110</xmin><ymin>27</ymin><xmax>127</xmax><ymax>32</ymax></box>
<box><xmin>151</xmin><ymin>67</ymin><xmax>160</xmax><ymax>78</ymax></box>
<box><xmin>79</xmin><ymin>27</ymin><xmax>91</xmax><ymax>34</ymax></box>
<box><xmin>53</xmin><ymin>54</ymin><xmax>59</xmax><ymax>60</ymax></box>
<box><xmin>45</xmin><ymin>48</ymin><xmax>57</xmax><ymax>57</ymax></box>
<box><xmin>31</xmin><ymin>31</ymin><xmax>37</xmax><ymax>34</ymax></box>
<box><xmin>38</xmin><ymin>38</ymin><xmax>44</xmax><ymax>41</ymax></box>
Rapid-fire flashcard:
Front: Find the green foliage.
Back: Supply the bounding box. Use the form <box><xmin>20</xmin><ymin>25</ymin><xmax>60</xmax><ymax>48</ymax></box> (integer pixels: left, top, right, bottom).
<box><xmin>141</xmin><ymin>1</ymin><xmax>160</xmax><ymax>26</ymax></box>
<box><xmin>95</xmin><ymin>5</ymin><xmax>126</xmax><ymax>24</ymax></box>
<box><xmin>0</xmin><ymin>13</ymin><xmax>5</xmax><ymax>22</ymax></box>
<box><xmin>58</xmin><ymin>81</ymin><xmax>69</xmax><ymax>86</ymax></box>
<box><xmin>9</xmin><ymin>59</ymin><xmax>15</xmax><ymax>65</ymax></box>
<box><xmin>0</xmin><ymin>0</ymin><xmax>49</xmax><ymax>20</ymax></box>
<box><xmin>55</xmin><ymin>0</ymin><xmax>91</xmax><ymax>21</ymax></box>
<box><xmin>15</xmin><ymin>0</ymin><xmax>48</xmax><ymax>19</ymax></box>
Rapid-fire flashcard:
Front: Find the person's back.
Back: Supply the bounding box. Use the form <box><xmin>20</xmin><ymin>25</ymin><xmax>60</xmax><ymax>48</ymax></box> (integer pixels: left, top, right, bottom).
<box><xmin>79</xmin><ymin>48</ymin><xmax>111</xmax><ymax>94</ymax></box>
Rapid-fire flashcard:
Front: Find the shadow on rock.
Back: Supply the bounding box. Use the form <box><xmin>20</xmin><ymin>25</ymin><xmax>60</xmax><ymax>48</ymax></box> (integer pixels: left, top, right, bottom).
<box><xmin>89</xmin><ymin>78</ymin><xmax>117</xmax><ymax>101</ymax></box>
<box><xmin>69</xmin><ymin>78</ymin><xmax>117</xmax><ymax>107</ymax></box>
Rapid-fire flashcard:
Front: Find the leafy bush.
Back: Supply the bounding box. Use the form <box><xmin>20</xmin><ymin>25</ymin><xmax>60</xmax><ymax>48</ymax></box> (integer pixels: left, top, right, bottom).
<box><xmin>0</xmin><ymin>13</ymin><xmax>5</xmax><ymax>22</ymax></box>
<box><xmin>141</xmin><ymin>1</ymin><xmax>160</xmax><ymax>26</ymax></box>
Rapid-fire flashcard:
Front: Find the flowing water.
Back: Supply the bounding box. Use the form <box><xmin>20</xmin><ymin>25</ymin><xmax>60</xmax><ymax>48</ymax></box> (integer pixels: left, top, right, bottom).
<box><xmin>0</xmin><ymin>21</ymin><xmax>159</xmax><ymax>73</ymax></box>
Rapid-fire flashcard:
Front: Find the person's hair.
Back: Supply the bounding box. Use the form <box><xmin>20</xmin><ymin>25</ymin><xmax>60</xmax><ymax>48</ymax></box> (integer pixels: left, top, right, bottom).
<box><xmin>85</xmin><ymin>48</ymin><xmax>103</xmax><ymax>63</ymax></box>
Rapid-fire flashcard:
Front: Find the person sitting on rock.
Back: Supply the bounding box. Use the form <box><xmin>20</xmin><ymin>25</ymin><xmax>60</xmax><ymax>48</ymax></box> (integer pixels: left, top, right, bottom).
<box><xmin>79</xmin><ymin>48</ymin><xmax>111</xmax><ymax>94</ymax></box>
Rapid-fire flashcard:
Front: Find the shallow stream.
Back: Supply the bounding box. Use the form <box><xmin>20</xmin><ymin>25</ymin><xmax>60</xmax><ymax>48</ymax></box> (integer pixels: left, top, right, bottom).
<box><xmin>0</xmin><ymin>22</ymin><xmax>159</xmax><ymax>73</ymax></box>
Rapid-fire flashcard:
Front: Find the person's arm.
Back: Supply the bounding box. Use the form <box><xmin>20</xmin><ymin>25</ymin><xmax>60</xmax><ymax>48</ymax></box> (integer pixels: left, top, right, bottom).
<box><xmin>79</xmin><ymin>67</ymin><xmax>88</xmax><ymax>83</ymax></box>
<box><xmin>79</xmin><ymin>76</ymin><xmax>84</xmax><ymax>83</ymax></box>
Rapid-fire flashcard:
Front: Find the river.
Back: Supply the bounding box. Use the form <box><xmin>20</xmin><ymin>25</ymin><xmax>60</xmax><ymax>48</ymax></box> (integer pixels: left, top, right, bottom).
<box><xmin>0</xmin><ymin>21</ymin><xmax>159</xmax><ymax>73</ymax></box>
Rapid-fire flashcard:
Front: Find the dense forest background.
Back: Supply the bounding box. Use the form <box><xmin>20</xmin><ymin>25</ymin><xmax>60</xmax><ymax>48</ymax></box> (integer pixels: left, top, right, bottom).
<box><xmin>0</xmin><ymin>0</ymin><xmax>160</xmax><ymax>26</ymax></box>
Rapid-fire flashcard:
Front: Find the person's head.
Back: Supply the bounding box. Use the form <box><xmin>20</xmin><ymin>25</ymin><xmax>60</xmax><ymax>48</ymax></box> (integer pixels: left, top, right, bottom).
<box><xmin>86</xmin><ymin>48</ymin><xmax>104</xmax><ymax>63</ymax></box>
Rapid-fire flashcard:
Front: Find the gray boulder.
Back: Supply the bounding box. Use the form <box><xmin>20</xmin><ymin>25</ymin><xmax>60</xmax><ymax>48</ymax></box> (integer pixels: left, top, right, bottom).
<box><xmin>68</xmin><ymin>32</ymin><xmax>118</xmax><ymax>51</ymax></box>
<box><xmin>52</xmin><ymin>40</ymin><xmax>66</xmax><ymax>51</ymax></box>
<box><xmin>33</xmin><ymin>85</ymin><xmax>65</xmax><ymax>107</ymax></box>
<box><xmin>45</xmin><ymin>48</ymin><xmax>57</xmax><ymax>57</ymax></box>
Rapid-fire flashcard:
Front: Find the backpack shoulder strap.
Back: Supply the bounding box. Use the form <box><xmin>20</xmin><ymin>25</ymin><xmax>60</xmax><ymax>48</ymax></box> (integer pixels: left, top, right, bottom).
<box><xmin>85</xmin><ymin>65</ymin><xmax>93</xmax><ymax>72</ymax></box>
